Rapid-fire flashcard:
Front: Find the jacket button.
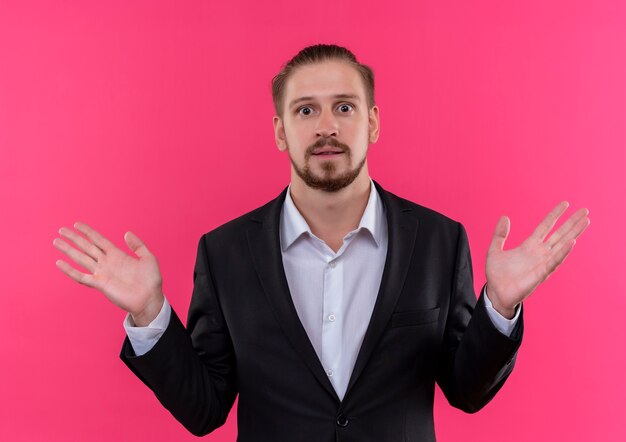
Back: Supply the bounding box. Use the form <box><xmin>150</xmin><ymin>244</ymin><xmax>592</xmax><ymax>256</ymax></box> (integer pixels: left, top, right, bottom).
<box><xmin>336</xmin><ymin>414</ymin><xmax>349</xmax><ymax>427</ymax></box>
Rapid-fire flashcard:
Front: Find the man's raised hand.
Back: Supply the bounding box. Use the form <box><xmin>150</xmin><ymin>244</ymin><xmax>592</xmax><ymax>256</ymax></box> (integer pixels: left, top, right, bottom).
<box><xmin>53</xmin><ymin>222</ymin><xmax>164</xmax><ymax>326</ymax></box>
<box><xmin>485</xmin><ymin>202</ymin><xmax>590</xmax><ymax>319</ymax></box>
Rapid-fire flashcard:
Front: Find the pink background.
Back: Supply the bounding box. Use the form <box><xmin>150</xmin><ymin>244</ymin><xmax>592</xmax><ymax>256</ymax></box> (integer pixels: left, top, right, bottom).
<box><xmin>1</xmin><ymin>0</ymin><xmax>625</xmax><ymax>440</ymax></box>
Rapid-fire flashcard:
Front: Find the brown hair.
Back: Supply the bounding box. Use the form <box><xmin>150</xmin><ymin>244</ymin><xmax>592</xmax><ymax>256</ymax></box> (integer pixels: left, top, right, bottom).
<box><xmin>272</xmin><ymin>44</ymin><xmax>376</xmax><ymax>117</ymax></box>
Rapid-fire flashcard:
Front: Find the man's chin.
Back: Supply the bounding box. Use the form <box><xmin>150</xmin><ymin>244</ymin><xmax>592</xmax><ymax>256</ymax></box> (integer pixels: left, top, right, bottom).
<box><xmin>290</xmin><ymin>155</ymin><xmax>367</xmax><ymax>192</ymax></box>
<box><xmin>300</xmin><ymin>171</ymin><xmax>361</xmax><ymax>193</ymax></box>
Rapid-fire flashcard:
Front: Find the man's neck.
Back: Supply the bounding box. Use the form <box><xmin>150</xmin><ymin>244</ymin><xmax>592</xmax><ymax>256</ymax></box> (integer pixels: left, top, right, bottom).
<box><xmin>288</xmin><ymin>172</ymin><xmax>372</xmax><ymax>252</ymax></box>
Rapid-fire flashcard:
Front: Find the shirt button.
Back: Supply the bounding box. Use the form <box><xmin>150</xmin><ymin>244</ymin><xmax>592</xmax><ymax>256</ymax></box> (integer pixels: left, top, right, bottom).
<box><xmin>328</xmin><ymin>314</ymin><xmax>336</xmax><ymax>322</ymax></box>
<box><xmin>326</xmin><ymin>369</ymin><xmax>333</xmax><ymax>377</ymax></box>
<box><xmin>328</xmin><ymin>261</ymin><xmax>336</xmax><ymax>268</ymax></box>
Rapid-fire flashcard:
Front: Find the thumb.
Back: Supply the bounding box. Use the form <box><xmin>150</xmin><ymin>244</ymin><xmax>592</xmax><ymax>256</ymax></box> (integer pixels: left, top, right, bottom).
<box><xmin>124</xmin><ymin>231</ymin><xmax>151</xmax><ymax>259</ymax></box>
<box><xmin>489</xmin><ymin>216</ymin><xmax>510</xmax><ymax>254</ymax></box>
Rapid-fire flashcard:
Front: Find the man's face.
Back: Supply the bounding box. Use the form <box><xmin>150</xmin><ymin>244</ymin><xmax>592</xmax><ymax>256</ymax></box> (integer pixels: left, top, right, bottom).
<box><xmin>273</xmin><ymin>60</ymin><xmax>380</xmax><ymax>192</ymax></box>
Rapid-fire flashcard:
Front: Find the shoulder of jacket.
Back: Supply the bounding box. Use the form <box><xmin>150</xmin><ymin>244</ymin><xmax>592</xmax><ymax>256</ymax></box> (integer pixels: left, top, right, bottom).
<box><xmin>383</xmin><ymin>187</ymin><xmax>461</xmax><ymax>230</ymax></box>
<box><xmin>198</xmin><ymin>190</ymin><xmax>284</xmax><ymax>244</ymax></box>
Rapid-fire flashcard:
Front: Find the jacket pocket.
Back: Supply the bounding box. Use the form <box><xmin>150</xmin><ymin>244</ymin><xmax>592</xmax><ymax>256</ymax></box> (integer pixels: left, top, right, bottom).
<box><xmin>390</xmin><ymin>307</ymin><xmax>440</xmax><ymax>327</ymax></box>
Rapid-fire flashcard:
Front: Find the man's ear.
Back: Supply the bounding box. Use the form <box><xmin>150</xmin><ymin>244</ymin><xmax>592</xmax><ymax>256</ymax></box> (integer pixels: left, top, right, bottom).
<box><xmin>273</xmin><ymin>115</ymin><xmax>288</xmax><ymax>152</ymax></box>
<box><xmin>368</xmin><ymin>105</ymin><xmax>380</xmax><ymax>144</ymax></box>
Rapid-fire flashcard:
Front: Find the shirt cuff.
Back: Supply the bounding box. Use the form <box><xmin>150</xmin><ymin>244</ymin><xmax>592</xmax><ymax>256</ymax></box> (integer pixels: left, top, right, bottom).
<box><xmin>123</xmin><ymin>297</ymin><xmax>172</xmax><ymax>356</ymax></box>
<box><xmin>483</xmin><ymin>288</ymin><xmax>521</xmax><ymax>337</ymax></box>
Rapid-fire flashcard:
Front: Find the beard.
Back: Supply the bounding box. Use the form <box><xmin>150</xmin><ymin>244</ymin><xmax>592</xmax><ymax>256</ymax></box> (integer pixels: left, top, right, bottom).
<box><xmin>288</xmin><ymin>136</ymin><xmax>367</xmax><ymax>193</ymax></box>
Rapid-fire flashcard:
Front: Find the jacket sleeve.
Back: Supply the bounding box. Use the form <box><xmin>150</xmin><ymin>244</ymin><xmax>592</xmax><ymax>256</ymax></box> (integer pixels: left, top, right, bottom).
<box><xmin>119</xmin><ymin>235</ymin><xmax>238</xmax><ymax>436</ymax></box>
<box><xmin>436</xmin><ymin>222</ymin><xmax>524</xmax><ymax>413</ymax></box>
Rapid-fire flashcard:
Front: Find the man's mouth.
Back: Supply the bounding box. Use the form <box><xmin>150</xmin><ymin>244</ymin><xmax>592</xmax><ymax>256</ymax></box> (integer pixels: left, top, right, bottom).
<box><xmin>312</xmin><ymin>148</ymin><xmax>344</xmax><ymax>156</ymax></box>
<box><xmin>308</xmin><ymin>137</ymin><xmax>349</xmax><ymax>158</ymax></box>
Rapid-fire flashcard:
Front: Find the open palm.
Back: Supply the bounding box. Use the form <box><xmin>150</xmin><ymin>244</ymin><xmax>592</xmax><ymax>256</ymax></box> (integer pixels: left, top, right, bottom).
<box><xmin>54</xmin><ymin>222</ymin><xmax>163</xmax><ymax>320</ymax></box>
<box><xmin>485</xmin><ymin>202</ymin><xmax>590</xmax><ymax>317</ymax></box>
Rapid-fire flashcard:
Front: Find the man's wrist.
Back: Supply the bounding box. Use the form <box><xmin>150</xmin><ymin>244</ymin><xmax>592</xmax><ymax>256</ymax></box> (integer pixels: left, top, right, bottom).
<box><xmin>485</xmin><ymin>286</ymin><xmax>517</xmax><ymax>320</ymax></box>
<box><xmin>130</xmin><ymin>294</ymin><xmax>165</xmax><ymax>327</ymax></box>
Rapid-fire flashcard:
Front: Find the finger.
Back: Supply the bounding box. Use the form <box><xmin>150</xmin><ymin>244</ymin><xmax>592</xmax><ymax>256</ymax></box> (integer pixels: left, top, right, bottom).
<box><xmin>571</xmin><ymin>215</ymin><xmax>590</xmax><ymax>240</ymax></box>
<box><xmin>545</xmin><ymin>238</ymin><xmax>576</xmax><ymax>275</ymax></box>
<box><xmin>53</xmin><ymin>238</ymin><xmax>97</xmax><ymax>273</ymax></box>
<box><xmin>58</xmin><ymin>226</ymin><xmax>103</xmax><ymax>261</ymax></box>
<box><xmin>55</xmin><ymin>259</ymin><xmax>96</xmax><ymax>287</ymax></box>
<box><xmin>553</xmin><ymin>216</ymin><xmax>590</xmax><ymax>249</ymax></box>
<box><xmin>532</xmin><ymin>201</ymin><xmax>569</xmax><ymax>241</ymax></box>
<box><xmin>124</xmin><ymin>231</ymin><xmax>152</xmax><ymax>259</ymax></box>
<box><xmin>488</xmin><ymin>216</ymin><xmax>510</xmax><ymax>253</ymax></box>
<box><xmin>73</xmin><ymin>222</ymin><xmax>115</xmax><ymax>253</ymax></box>
<box><xmin>546</xmin><ymin>209</ymin><xmax>590</xmax><ymax>248</ymax></box>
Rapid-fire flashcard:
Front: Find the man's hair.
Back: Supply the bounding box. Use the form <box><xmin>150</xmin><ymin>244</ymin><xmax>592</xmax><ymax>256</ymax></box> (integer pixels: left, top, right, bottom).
<box><xmin>272</xmin><ymin>44</ymin><xmax>376</xmax><ymax>117</ymax></box>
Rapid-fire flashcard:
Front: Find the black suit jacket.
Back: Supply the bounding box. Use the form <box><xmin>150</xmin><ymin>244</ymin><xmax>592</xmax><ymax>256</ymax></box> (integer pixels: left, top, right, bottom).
<box><xmin>120</xmin><ymin>181</ymin><xmax>523</xmax><ymax>441</ymax></box>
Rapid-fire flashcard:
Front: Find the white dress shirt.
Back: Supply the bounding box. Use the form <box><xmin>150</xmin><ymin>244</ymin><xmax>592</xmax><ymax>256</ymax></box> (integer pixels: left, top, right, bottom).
<box><xmin>279</xmin><ymin>179</ymin><xmax>388</xmax><ymax>400</ymax></box>
<box><xmin>125</xmin><ymin>179</ymin><xmax>520</xmax><ymax>400</ymax></box>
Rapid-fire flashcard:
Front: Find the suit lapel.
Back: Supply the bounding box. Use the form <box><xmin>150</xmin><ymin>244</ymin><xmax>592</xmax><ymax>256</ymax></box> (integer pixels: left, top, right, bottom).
<box><xmin>245</xmin><ymin>181</ymin><xmax>419</xmax><ymax>403</ymax></box>
<box><xmin>246</xmin><ymin>187</ymin><xmax>340</xmax><ymax>403</ymax></box>
<box><xmin>344</xmin><ymin>181</ymin><xmax>420</xmax><ymax>397</ymax></box>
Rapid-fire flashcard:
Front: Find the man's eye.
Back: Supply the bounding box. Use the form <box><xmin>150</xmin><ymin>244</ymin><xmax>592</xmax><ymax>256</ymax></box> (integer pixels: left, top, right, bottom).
<box><xmin>298</xmin><ymin>106</ymin><xmax>313</xmax><ymax>116</ymax></box>
<box><xmin>338</xmin><ymin>104</ymin><xmax>353</xmax><ymax>113</ymax></box>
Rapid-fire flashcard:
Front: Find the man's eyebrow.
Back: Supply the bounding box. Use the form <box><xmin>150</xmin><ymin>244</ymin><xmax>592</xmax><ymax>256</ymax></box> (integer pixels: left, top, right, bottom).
<box><xmin>288</xmin><ymin>94</ymin><xmax>361</xmax><ymax>109</ymax></box>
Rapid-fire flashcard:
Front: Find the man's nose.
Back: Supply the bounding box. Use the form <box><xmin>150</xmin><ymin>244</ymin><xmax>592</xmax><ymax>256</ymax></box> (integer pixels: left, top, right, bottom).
<box><xmin>315</xmin><ymin>108</ymin><xmax>339</xmax><ymax>137</ymax></box>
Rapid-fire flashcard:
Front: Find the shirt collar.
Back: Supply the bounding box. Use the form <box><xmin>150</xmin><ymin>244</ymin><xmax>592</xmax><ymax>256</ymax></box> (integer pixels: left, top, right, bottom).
<box><xmin>280</xmin><ymin>179</ymin><xmax>385</xmax><ymax>252</ymax></box>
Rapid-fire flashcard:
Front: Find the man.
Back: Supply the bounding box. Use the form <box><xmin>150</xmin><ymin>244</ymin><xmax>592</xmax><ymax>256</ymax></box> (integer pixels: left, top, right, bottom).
<box><xmin>54</xmin><ymin>44</ymin><xmax>590</xmax><ymax>441</ymax></box>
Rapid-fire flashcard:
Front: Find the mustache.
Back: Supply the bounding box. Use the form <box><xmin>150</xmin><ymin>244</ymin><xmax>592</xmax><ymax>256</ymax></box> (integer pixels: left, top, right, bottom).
<box><xmin>305</xmin><ymin>137</ymin><xmax>351</xmax><ymax>157</ymax></box>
